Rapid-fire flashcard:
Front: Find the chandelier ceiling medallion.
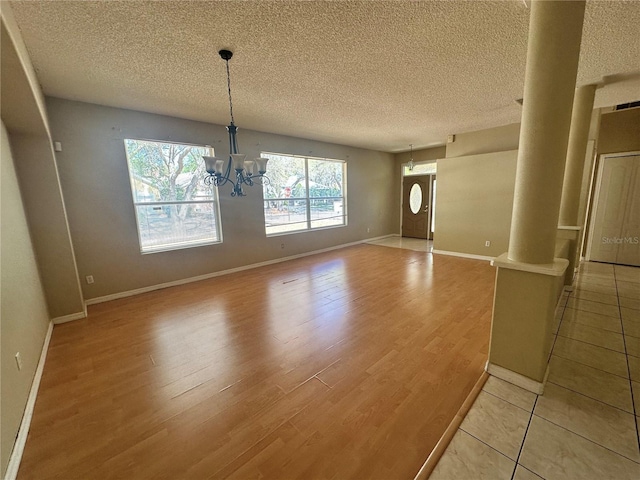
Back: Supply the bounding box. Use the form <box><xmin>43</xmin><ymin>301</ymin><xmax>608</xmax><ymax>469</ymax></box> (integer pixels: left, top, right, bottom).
<box><xmin>203</xmin><ymin>49</ymin><xmax>269</xmax><ymax>196</ymax></box>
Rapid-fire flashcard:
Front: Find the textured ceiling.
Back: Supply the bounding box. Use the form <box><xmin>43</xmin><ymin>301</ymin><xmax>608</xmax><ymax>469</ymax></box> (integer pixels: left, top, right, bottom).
<box><xmin>8</xmin><ymin>0</ymin><xmax>640</xmax><ymax>152</ymax></box>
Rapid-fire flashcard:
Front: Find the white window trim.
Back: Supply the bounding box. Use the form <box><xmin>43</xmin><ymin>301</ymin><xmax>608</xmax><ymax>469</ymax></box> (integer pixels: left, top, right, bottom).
<box><xmin>124</xmin><ymin>138</ymin><xmax>223</xmax><ymax>254</ymax></box>
<box><xmin>262</xmin><ymin>152</ymin><xmax>347</xmax><ymax>237</ymax></box>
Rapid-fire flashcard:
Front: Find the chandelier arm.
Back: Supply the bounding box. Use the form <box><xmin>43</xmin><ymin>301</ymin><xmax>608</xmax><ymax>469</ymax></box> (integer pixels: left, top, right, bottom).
<box><xmin>250</xmin><ymin>174</ymin><xmax>270</xmax><ymax>186</ymax></box>
<box><xmin>241</xmin><ymin>174</ymin><xmax>255</xmax><ymax>187</ymax></box>
<box><xmin>224</xmin><ymin>154</ymin><xmax>233</xmax><ymax>179</ymax></box>
<box><xmin>204</xmin><ymin>175</ymin><xmax>216</xmax><ymax>187</ymax></box>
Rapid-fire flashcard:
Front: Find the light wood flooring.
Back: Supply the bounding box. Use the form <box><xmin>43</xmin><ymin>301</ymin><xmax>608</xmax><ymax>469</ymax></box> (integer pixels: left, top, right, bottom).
<box><xmin>18</xmin><ymin>244</ymin><xmax>495</xmax><ymax>479</ymax></box>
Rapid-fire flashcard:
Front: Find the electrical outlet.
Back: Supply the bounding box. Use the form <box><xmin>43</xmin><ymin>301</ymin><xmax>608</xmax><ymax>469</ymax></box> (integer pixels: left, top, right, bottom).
<box><xmin>367</xmin><ymin>227</ymin><xmax>371</xmax><ymax>233</ymax></box>
<box><xmin>281</xmin><ymin>243</ymin><xmax>285</xmax><ymax>249</ymax></box>
<box><xmin>485</xmin><ymin>241</ymin><xmax>491</xmax><ymax>247</ymax></box>
<box><xmin>15</xmin><ymin>352</ymin><xmax>23</xmax><ymax>371</ymax></box>
<box><xmin>86</xmin><ymin>275</ymin><xmax>94</xmax><ymax>284</ymax></box>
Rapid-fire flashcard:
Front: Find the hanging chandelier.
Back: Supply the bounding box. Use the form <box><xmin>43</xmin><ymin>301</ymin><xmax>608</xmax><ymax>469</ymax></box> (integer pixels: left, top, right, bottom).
<box><xmin>408</xmin><ymin>144</ymin><xmax>415</xmax><ymax>171</ymax></box>
<box><xmin>203</xmin><ymin>49</ymin><xmax>269</xmax><ymax>196</ymax></box>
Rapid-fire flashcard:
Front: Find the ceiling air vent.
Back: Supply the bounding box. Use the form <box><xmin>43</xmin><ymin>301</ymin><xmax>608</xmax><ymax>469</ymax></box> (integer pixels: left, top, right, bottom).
<box><xmin>615</xmin><ymin>100</ymin><xmax>640</xmax><ymax>111</ymax></box>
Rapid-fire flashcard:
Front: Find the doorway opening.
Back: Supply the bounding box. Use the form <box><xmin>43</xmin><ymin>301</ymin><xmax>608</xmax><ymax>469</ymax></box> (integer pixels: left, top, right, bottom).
<box><xmin>586</xmin><ymin>152</ymin><xmax>640</xmax><ymax>267</ymax></box>
<box><xmin>401</xmin><ymin>162</ymin><xmax>437</xmax><ymax>241</ymax></box>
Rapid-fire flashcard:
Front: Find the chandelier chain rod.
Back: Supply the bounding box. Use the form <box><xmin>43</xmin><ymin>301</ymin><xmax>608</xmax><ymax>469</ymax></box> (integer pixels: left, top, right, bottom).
<box><xmin>225</xmin><ymin>58</ymin><xmax>235</xmax><ymax>125</ymax></box>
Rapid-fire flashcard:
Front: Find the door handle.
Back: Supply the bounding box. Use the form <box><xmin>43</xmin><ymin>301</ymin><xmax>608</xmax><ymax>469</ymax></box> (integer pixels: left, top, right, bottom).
<box><xmin>423</xmin><ymin>206</ymin><xmax>429</xmax><ymax>212</ymax></box>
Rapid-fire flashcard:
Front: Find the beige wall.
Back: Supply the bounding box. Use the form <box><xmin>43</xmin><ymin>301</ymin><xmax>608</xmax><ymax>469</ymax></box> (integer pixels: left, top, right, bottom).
<box><xmin>0</xmin><ymin>3</ymin><xmax>50</xmax><ymax>137</ymax></box>
<box><xmin>445</xmin><ymin>123</ymin><xmax>521</xmax><ymax>158</ymax></box>
<box><xmin>1</xmin><ymin>7</ymin><xmax>84</xmax><ymax>320</ymax></box>
<box><xmin>1</xmin><ymin>121</ymin><xmax>51</xmax><ymax>476</ymax></box>
<box><xmin>46</xmin><ymin>98</ymin><xmax>399</xmax><ymax>300</ymax></box>
<box><xmin>10</xmin><ymin>134</ymin><xmax>85</xmax><ymax>318</ymax></box>
<box><xmin>434</xmin><ymin>150</ymin><xmax>518</xmax><ymax>257</ymax></box>
<box><xmin>598</xmin><ymin>107</ymin><xmax>640</xmax><ymax>155</ymax></box>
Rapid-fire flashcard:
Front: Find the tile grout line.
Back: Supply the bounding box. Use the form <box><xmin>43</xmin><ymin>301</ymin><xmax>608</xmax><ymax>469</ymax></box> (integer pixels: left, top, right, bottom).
<box><xmin>480</xmin><ymin>389</ymin><xmax>534</xmax><ymax>413</ymax></box>
<box><xmin>554</xmin><ymin>332</ymin><xmax>626</xmax><ymax>355</ymax></box>
<box><xmin>456</xmin><ymin>428</ymin><xmax>518</xmax><ymax>465</ymax></box>
<box><xmin>533</xmin><ymin>412</ymin><xmax>640</xmax><ymax>465</ymax></box>
<box><xmin>560</xmin><ymin>305</ymin><xmax>620</xmax><ymax>319</ymax></box>
<box><xmin>554</xmin><ymin>334</ymin><xmax>625</xmax><ymax>355</ymax></box>
<box><xmin>545</xmin><ymin>379</ymin><xmax>634</xmax><ymax>415</ymax></box>
<box><xmin>510</xmin><ymin>396</ymin><xmax>538</xmax><ymax>480</ymax></box>
<box><xmin>552</xmin><ymin>339</ymin><xmax>629</xmax><ymax>373</ymax></box>
<box><xmin>613</xmin><ymin>265</ymin><xmax>640</xmax><ymax>455</ymax></box>
<box><xmin>567</xmin><ymin>294</ymin><xmax>621</xmax><ymax>307</ymax></box>
<box><xmin>549</xmin><ymin>294</ymin><xmax>569</xmax><ymax>357</ymax></box>
<box><xmin>558</xmin><ymin>318</ymin><xmax>625</xmax><ymax>335</ymax></box>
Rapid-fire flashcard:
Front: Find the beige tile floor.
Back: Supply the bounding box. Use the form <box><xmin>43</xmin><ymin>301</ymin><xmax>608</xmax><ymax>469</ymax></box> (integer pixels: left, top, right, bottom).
<box><xmin>430</xmin><ymin>261</ymin><xmax>640</xmax><ymax>480</ymax></box>
<box><xmin>366</xmin><ymin>235</ymin><xmax>433</xmax><ymax>252</ymax></box>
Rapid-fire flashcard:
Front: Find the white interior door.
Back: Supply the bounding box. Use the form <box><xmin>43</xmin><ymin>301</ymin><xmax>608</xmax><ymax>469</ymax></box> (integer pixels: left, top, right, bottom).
<box><xmin>588</xmin><ymin>153</ymin><xmax>640</xmax><ymax>266</ymax></box>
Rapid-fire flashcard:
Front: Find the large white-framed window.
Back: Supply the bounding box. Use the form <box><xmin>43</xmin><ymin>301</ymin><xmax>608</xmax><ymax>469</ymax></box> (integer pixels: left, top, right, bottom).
<box><xmin>262</xmin><ymin>152</ymin><xmax>347</xmax><ymax>236</ymax></box>
<box><xmin>124</xmin><ymin>139</ymin><xmax>222</xmax><ymax>253</ymax></box>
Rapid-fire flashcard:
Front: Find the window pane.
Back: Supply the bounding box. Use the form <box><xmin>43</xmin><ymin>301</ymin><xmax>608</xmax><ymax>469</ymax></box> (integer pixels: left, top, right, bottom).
<box><xmin>308</xmin><ymin>159</ymin><xmax>343</xmax><ymax>198</ymax></box>
<box><xmin>264</xmin><ymin>199</ymin><xmax>308</xmax><ymax>235</ymax></box>
<box><xmin>124</xmin><ymin>138</ymin><xmax>222</xmax><ymax>253</ymax></box>
<box><xmin>124</xmin><ymin>139</ymin><xmax>214</xmax><ymax>203</ymax></box>
<box><xmin>309</xmin><ymin>198</ymin><xmax>344</xmax><ymax>229</ymax></box>
<box><xmin>135</xmin><ymin>202</ymin><xmax>220</xmax><ymax>252</ymax></box>
<box><xmin>262</xmin><ymin>152</ymin><xmax>347</xmax><ymax>236</ymax></box>
<box><xmin>409</xmin><ymin>183</ymin><xmax>422</xmax><ymax>214</ymax></box>
<box><xmin>261</xmin><ymin>153</ymin><xmax>307</xmax><ymax>199</ymax></box>
<box><xmin>431</xmin><ymin>179</ymin><xmax>436</xmax><ymax>233</ymax></box>
<box><xmin>403</xmin><ymin>162</ymin><xmax>437</xmax><ymax>176</ymax></box>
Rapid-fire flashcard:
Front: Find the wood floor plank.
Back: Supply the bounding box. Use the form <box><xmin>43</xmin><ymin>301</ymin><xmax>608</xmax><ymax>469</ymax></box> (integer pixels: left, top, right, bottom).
<box><xmin>17</xmin><ymin>244</ymin><xmax>495</xmax><ymax>479</ymax></box>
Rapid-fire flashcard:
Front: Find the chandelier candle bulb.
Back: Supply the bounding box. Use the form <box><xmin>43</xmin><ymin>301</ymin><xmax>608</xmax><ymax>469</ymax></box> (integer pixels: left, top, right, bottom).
<box><xmin>203</xmin><ymin>156</ymin><xmax>218</xmax><ymax>175</ymax></box>
<box><xmin>215</xmin><ymin>159</ymin><xmax>224</xmax><ymax>175</ymax></box>
<box><xmin>256</xmin><ymin>157</ymin><xmax>269</xmax><ymax>174</ymax></box>
<box><xmin>232</xmin><ymin>154</ymin><xmax>247</xmax><ymax>172</ymax></box>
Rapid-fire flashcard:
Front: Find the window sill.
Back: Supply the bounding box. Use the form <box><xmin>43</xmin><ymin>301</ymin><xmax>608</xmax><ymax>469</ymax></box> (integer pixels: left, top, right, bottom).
<box><xmin>265</xmin><ymin>222</ymin><xmax>347</xmax><ymax>238</ymax></box>
<box><xmin>140</xmin><ymin>239</ymin><xmax>222</xmax><ymax>255</ymax></box>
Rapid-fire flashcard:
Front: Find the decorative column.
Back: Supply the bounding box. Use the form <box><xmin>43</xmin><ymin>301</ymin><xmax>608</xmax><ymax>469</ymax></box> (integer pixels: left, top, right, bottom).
<box><xmin>557</xmin><ymin>84</ymin><xmax>598</xmax><ymax>286</ymax></box>
<box><xmin>507</xmin><ymin>0</ymin><xmax>586</xmax><ymax>264</ymax></box>
<box><xmin>560</xmin><ymin>84</ymin><xmax>598</xmax><ymax>226</ymax></box>
<box><xmin>487</xmin><ymin>0</ymin><xmax>586</xmax><ymax>392</ymax></box>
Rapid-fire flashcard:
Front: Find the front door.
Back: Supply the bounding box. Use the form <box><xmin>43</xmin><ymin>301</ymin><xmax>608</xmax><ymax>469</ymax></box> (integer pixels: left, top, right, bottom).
<box><xmin>402</xmin><ymin>175</ymin><xmax>430</xmax><ymax>239</ymax></box>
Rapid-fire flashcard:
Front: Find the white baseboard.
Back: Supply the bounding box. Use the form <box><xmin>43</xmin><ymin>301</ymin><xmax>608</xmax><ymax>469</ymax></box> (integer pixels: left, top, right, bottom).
<box><xmin>52</xmin><ymin>305</ymin><xmax>87</xmax><ymax>325</ymax></box>
<box><xmin>432</xmin><ymin>249</ymin><xmax>494</xmax><ymax>262</ymax></box>
<box><xmin>486</xmin><ymin>362</ymin><xmax>548</xmax><ymax>395</ymax></box>
<box><xmin>85</xmin><ymin>234</ymin><xmax>396</xmax><ymax>306</ymax></box>
<box><xmin>5</xmin><ymin>321</ymin><xmax>53</xmax><ymax>480</ymax></box>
